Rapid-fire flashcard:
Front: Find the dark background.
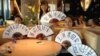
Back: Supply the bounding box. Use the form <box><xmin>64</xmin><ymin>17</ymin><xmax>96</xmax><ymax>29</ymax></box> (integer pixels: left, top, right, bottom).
<box><xmin>63</xmin><ymin>0</ymin><xmax>100</xmax><ymax>23</ymax></box>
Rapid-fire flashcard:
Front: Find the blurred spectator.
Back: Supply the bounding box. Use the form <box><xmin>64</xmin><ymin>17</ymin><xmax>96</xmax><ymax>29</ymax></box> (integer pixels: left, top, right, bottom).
<box><xmin>88</xmin><ymin>19</ymin><xmax>97</xmax><ymax>27</ymax></box>
<box><xmin>49</xmin><ymin>18</ymin><xmax>59</xmax><ymax>27</ymax></box>
<box><xmin>36</xmin><ymin>33</ymin><xmax>47</xmax><ymax>40</ymax></box>
<box><xmin>74</xmin><ymin>15</ymin><xmax>85</xmax><ymax>27</ymax></box>
<box><xmin>49</xmin><ymin>18</ymin><xmax>60</xmax><ymax>41</ymax></box>
<box><xmin>86</xmin><ymin>18</ymin><xmax>100</xmax><ymax>28</ymax></box>
<box><xmin>39</xmin><ymin>0</ymin><xmax>49</xmax><ymax>19</ymax></box>
<box><xmin>57</xmin><ymin>40</ymin><xmax>73</xmax><ymax>56</ymax></box>
<box><xmin>14</xmin><ymin>15</ymin><xmax>22</xmax><ymax>24</ymax></box>
<box><xmin>60</xmin><ymin>16</ymin><xmax>83</xmax><ymax>39</ymax></box>
<box><xmin>61</xmin><ymin>40</ymin><xmax>71</xmax><ymax>50</ymax></box>
<box><xmin>12</xmin><ymin>32</ymin><xmax>23</xmax><ymax>43</ymax></box>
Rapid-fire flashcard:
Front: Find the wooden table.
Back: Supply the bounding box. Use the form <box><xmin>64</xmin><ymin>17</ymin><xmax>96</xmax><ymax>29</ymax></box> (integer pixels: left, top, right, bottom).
<box><xmin>0</xmin><ymin>28</ymin><xmax>5</xmax><ymax>45</ymax></box>
<box><xmin>0</xmin><ymin>39</ymin><xmax>61</xmax><ymax>56</ymax></box>
<box><xmin>0</xmin><ymin>28</ymin><xmax>5</xmax><ymax>37</ymax></box>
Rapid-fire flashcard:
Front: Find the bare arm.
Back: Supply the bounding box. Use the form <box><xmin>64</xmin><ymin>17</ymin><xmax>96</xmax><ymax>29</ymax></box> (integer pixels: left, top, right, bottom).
<box><xmin>13</xmin><ymin>0</ymin><xmax>23</xmax><ymax>18</ymax></box>
<box><xmin>87</xmin><ymin>27</ymin><xmax>100</xmax><ymax>35</ymax></box>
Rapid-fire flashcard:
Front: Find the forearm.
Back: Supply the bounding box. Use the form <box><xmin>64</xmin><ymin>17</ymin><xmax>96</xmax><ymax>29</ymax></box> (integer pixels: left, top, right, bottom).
<box><xmin>87</xmin><ymin>27</ymin><xmax>100</xmax><ymax>35</ymax></box>
<box><xmin>14</xmin><ymin>0</ymin><xmax>22</xmax><ymax>18</ymax></box>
